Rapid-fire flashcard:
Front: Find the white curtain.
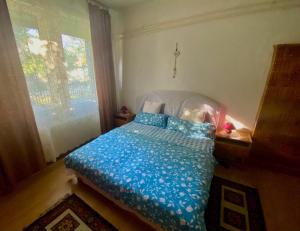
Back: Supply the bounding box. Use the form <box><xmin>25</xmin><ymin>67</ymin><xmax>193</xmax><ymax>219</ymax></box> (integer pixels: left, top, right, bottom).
<box><xmin>7</xmin><ymin>0</ymin><xmax>100</xmax><ymax>162</ymax></box>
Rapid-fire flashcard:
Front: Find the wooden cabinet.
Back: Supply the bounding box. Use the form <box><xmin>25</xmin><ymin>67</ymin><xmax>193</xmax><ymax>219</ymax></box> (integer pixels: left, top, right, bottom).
<box><xmin>114</xmin><ymin>113</ymin><xmax>135</xmax><ymax>127</ymax></box>
<box><xmin>251</xmin><ymin>44</ymin><xmax>300</xmax><ymax>175</ymax></box>
<box><xmin>214</xmin><ymin>130</ymin><xmax>252</xmax><ymax>165</ymax></box>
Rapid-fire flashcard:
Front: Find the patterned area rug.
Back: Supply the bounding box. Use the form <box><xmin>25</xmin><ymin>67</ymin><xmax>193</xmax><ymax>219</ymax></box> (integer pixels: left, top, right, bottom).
<box><xmin>25</xmin><ymin>177</ymin><xmax>265</xmax><ymax>231</ymax></box>
<box><xmin>205</xmin><ymin>176</ymin><xmax>266</xmax><ymax>231</ymax></box>
<box><xmin>24</xmin><ymin>194</ymin><xmax>117</xmax><ymax>231</ymax></box>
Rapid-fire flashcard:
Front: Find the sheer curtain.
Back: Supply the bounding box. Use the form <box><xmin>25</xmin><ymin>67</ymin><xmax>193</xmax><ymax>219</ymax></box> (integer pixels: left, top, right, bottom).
<box><xmin>7</xmin><ymin>0</ymin><xmax>100</xmax><ymax>162</ymax></box>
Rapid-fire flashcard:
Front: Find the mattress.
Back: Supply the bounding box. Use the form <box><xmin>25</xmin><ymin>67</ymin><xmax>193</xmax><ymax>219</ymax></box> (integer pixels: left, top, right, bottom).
<box><xmin>64</xmin><ymin>122</ymin><xmax>216</xmax><ymax>231</ymax></box>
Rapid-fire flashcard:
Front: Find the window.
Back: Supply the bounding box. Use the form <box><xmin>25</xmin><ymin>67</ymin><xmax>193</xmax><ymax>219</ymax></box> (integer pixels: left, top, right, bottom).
<box><xmin>61</xmin><ymin>34</ymin><xmax>96</xmax><ymax>101</ymax></box>
<box><xmin>14</xmin><ymin>27</ymin><xmax>50</xmax><ymax>105</ymax></box>
<box><xmin>7</xmin><ymin>0</ymin><xmax>100</xmax><ymax>162</ymax></box>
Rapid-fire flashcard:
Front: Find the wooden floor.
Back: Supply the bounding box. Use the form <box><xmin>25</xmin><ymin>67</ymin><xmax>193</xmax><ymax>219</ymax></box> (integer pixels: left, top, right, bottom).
<box><xmin>0</xmin><ymin>160</ymin><xmax>299</xmax><ymax>231</ymax></box>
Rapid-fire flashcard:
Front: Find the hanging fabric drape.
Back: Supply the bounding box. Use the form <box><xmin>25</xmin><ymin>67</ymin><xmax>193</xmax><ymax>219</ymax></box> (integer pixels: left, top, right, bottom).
<box><xmin>89</xmin><ymin>3</ymin><xmax>117</xmax><ymax>133</ymax></box>
<box><xmin>0</xmin><ymin>0</ymin><xmax>45</xmax><ymax>192</ymax></box>
<box><xmin>7</xmin><ymin>0</ymin><xmax>101</xmax><ymax>162</ymax></box>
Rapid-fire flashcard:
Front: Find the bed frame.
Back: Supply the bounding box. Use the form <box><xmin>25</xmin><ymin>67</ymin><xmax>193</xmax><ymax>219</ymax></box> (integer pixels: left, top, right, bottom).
<box><xmin>69</xmin><ymin>90</ymin><xmax>224</xmax><ymax>230</ymax></box>
<box><xmin>71</xmin><ymin>170</ymin><xmax>164</xmax><ymax>231</ymax></box>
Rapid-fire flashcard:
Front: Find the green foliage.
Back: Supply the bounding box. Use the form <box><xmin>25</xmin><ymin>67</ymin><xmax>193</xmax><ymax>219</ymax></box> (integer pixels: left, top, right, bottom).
<box><xmin>62</xmin><ymin>34</ymin><xmax>87</xmax><ymax>71</ymax></box>
<box><xmin>13</xmin><ymin>26</ymin><xmax>94</xmax><ymax>105</ymax></box>
<box><xmin>14</xmin><ymin>27</ymin><xmax>47</xmax><ymax>78</ymax></box>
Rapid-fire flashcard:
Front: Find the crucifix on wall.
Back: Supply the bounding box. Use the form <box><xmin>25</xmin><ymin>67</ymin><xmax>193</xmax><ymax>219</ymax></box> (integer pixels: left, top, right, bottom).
<box><xmin>172</xmin><ymin>42</ymin><xmax>181</xmax><ymax>78</ymax></box>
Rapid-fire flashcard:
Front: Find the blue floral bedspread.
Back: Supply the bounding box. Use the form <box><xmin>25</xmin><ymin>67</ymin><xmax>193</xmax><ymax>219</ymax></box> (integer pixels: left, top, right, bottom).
<box><xmin>64</xmin><ymin>122</ymin><xmax>216</xmax><ymax>231</ymax></box>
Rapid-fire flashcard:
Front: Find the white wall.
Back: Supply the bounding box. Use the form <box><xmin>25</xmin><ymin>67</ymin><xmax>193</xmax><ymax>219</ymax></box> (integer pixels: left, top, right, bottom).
<box><xmin>119</xmin><ymin>0</ymin><xmax>300</xmax><ymax>129</ymax></box>
<box><xmin>110</xmin><ymin>9</ymin><xmax>124</xmax><ymax>109</ymax></box>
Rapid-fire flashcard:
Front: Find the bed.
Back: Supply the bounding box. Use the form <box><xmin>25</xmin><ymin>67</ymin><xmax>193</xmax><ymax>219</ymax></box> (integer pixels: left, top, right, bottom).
<box><xmin>64</xmin><ymin>90</ymin><xmax>224</xmax><ymax>231</ymax></box>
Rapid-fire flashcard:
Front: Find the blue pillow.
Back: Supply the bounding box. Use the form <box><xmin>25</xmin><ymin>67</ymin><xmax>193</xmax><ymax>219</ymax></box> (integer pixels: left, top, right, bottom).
<box><xmin>134</xmin><ymin>112</ymin><xmax>168</xmax><ymax>128</ymax></box>
<box><xmin>166</xmin><ymin>116</ymin><xmax>189</xmax><ymax>133</ymax></box>
<box><xmin>166</xmin><ymin>116</ymin><xmax>215</xmax><ymax>139</ymax></box>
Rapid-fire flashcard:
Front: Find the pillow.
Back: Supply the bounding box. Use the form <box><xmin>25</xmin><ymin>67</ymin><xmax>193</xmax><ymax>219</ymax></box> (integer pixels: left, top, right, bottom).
<box><xmin>166</xmin><ymin>116</ymin><xmax>215</xmax><ymax>139</ymax></box>
<box><xmin>134</xmin><ymin>112</ymin><xmax>168</xmax><ymax>128</ymax></box>
<box><xmin>180</xmin><ymin>108</ymin><xmax>210</xmax><ymax>123</ymax></box>
<box><xmin>166</xmin><ymin>116</ymin><xmax>189</xmax><ymax>134</ymax></box>
<box><xmin>143</xmin><ymin>101</ymin><xmax>162</xmax><ymax>113</ymax></box>
<box><xmin>187</xmin><ymin>122</ymin><xmax>215</xmax><ymax>139</ymax></box>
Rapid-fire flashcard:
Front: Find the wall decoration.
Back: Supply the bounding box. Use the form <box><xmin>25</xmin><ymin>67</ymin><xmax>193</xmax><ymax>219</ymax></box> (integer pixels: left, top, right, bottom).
<box><xmin>172</xmin><ymin>42</ymin><xmax>181</xmax><ymax>78</ymax></box>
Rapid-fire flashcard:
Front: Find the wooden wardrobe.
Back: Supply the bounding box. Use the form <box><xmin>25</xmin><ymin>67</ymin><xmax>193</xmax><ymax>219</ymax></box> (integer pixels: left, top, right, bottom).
<box><xmin>251</xmin><ymin>44</ymin><xmax>300</xmax><ymax>175</ymax></box>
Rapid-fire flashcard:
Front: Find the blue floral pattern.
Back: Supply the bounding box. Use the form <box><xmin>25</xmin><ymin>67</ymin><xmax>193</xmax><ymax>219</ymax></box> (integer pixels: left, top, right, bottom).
<box><xmin>134</xmin><ymin>112</ymin><xmax>168</xmax><ymax>128</ymax></box>
<box><xmin>64</xmin><ymin>122</ymin><xmax>216</xmax><ymax>231</ymax></box>
<box><xmin>167</xmin><ymin>116</ymin><xmax>215</xmax><ymax>139</ymax></box>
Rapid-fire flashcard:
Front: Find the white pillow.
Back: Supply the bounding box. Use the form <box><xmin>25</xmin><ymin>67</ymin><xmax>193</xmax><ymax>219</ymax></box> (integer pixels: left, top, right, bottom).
<box><xmin>142</xmin><ymin>101</ymin><xmax>162</xmax><ymax>113</ymax></box>
<box><xmin>180</xmin><ymin>108</ymin><xmax>210</xmax><ymax>123</ymax></box>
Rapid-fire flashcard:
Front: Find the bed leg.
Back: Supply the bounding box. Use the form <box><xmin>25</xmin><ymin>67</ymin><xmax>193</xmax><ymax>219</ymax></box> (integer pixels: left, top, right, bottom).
<box><xmin>65</xmin><ymin>168</ymin><xmax>78</xmax><ymax>184</ymax></box>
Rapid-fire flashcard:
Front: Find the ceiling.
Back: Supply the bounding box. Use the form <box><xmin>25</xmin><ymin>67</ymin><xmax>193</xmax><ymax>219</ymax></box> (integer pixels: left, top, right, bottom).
<box><xmin>98</xmin><ymin>0</ymin><xmax>146</xmax><ymax>9</ymax></box>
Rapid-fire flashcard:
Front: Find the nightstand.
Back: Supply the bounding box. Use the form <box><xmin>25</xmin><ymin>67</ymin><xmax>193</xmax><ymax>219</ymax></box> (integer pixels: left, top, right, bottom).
<box><xmin>214</xmin><ymin>129</ymin><xmax>252</xmax><ymax>165</ymax></box>
<box><xmin>114</xmin><ymin>113</ymin><xmax>135</xmax><ymax>127</ymax></box>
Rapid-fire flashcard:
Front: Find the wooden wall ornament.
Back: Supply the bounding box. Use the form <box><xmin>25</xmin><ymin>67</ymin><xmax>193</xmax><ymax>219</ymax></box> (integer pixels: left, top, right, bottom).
<box><xmin>172</xmin><ymin>43</ymin><xmax>181</xmax><ymax>78</ymax></box>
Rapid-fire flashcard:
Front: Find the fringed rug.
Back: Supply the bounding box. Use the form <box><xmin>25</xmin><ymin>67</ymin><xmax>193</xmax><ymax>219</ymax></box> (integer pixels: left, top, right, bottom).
<box><xmin>205</xmin><ymin>176</ymin><xmax>266</xmax><ymax>231</ymax></box>
<box><xmin>24</xmin><ymin>194</ymin><xmax>117</xmax><ymax>231</ymax></box>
